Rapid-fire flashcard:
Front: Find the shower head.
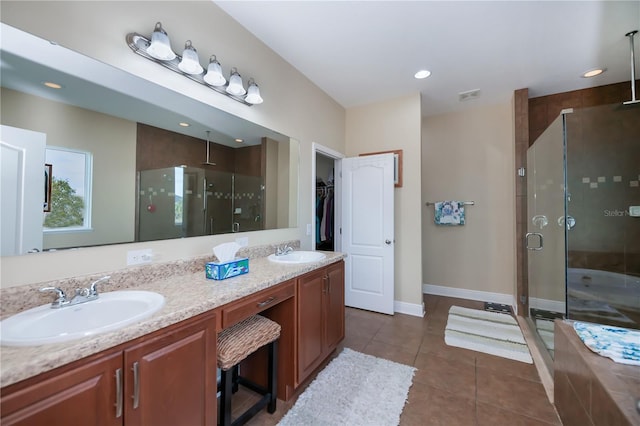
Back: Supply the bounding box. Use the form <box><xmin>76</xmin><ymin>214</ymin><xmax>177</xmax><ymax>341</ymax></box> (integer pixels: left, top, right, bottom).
<box><xmin>622</xmin><ymin>30</ymin><xmax>639</xmax><ymax>106</ymax></box>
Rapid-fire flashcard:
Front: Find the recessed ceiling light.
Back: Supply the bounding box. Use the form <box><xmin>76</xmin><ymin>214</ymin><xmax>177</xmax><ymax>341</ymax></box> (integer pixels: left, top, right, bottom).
<box><xmin>582</xmin><ymin>68</ymin><xmax>606</xmax><ymax>78</ymax></box>
<box><xmin>234</xmin><ymin>138</ymin><xmax>244</xmax><ymax>143</ymax></box>
<box><xmin>178</xmin><ymin>122</ymin><xmax>190</xmax><ymax>127</ymax></box>
<box><xmin>42</xmin><ymin>81</ymin><xmax>63</xmax><ymax>89</ymax></box>
<box><xmin>414</xmin><ymin>70</ymin><xmax>431</xmax><ymax>79</ymax></box>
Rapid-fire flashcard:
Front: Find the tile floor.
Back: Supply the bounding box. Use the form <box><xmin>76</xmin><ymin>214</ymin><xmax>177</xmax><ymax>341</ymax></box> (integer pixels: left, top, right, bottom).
<box><xmin>235</xmin><ymin>294</ymin><xmax>562</xmax><ymax>425</ymax></box>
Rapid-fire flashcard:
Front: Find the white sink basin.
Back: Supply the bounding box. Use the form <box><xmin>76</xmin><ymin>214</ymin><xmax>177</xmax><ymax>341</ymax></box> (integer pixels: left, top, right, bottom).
<box><xmin>0</xmin><ymin>290</ymin><xmax>165</xmax><ymax>347</ymax></box>
<box><xmin>267</xmin><ymin>251</ymin><xmax>326</xmax><ymax>264</ymax></box>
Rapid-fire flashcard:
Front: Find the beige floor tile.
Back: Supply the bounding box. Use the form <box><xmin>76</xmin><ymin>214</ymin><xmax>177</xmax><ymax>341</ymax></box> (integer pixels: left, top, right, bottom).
<box><xmin>236</xmin><ymin>295</ymin><xmax>558</xmax><ymax>426</ymax></box>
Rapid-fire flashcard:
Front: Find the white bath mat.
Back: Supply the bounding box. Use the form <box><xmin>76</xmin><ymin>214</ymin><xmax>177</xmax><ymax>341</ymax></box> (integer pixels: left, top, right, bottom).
<box><xmin>277</xmin><ymin>348</ymin><xmax>415</xmax><ymax>426</ymax></box>
<box><xmin>445</xmin><ymin>306</ymin><xmax>533</xmax><ymax>364</ymax></box>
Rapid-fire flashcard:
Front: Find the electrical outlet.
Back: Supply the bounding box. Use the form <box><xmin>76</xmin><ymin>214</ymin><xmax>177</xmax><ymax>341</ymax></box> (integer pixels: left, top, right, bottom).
<box><xmin>235</xmin><ymin>237</ymin><xmax>249</xmax><ymax>247</ymax></box>
<box><xmin>127</xmin><ymin>249</ymin><xmax>153</xmax><ymax>265</ymax></box>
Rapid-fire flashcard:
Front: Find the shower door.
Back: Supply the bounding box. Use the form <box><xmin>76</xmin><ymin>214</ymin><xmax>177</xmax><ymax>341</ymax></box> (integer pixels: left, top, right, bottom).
<box><xmin>232</xmin><ymin>173</ymin><xmax>264</xmax><ymax>233</ymax></box>
<box><xmin>564</xmin><ymin>104</ymin><xmax>640</xmax><ymax>329</ymax></box>
<box><xmin>203</xmin><ymin>170</ymin><xmax>233</xmax><ymax>235</ymax></box>
<box><xmin>138</xmin><ymin>167</ymin><xmax>188</xmax><ymax>242</ymax></box>
<box><xmin>526</xmin><ymin>114</ymin><xmax>567</xmax><ymax>358</ymax></box>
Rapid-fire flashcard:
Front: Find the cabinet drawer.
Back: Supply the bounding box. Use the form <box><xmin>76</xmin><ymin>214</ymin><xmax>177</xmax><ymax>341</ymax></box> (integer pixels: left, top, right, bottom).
<box><xmin>221</xmin><ymin>280</ymin><xmax>295</xmax><ymax>329</ymax></box>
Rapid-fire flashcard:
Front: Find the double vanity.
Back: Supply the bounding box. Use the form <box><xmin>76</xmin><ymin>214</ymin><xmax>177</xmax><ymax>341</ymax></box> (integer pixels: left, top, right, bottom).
<box><xmin>0</xmin><ymin>243</ymin><xmax>346</xmax><ymax>425</ymax></box>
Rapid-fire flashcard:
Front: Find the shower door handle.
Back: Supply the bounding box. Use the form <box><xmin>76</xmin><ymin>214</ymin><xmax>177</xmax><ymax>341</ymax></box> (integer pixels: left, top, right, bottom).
<box><xmin>203</xmin><ymin>178</ymin><xmax>207</xmax><ymax>211</ymax></box>
<box><xmin>558</xmin><ymin>215</ymin><xmax>576</xmax><ymax>230</ymax></box>
<box><xmin>525</xmin><ymin>232</ymin><xmax>544</xmax><ymax>251</ymax></box>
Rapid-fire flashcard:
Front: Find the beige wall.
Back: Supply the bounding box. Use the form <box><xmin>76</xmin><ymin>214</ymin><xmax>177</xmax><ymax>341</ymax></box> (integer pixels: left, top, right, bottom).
<box><xmin>1</xmin><ymin>88</ymin><xmax>136</xmax><ymax>250</ymax></box>
<box><xmin>345</xmin><ymin>94</ymin><xmax>423</xmax><ymax>307</ymax></box>
<box><xmin>421</xmin><ymin>102</ymin><xmax>516</xmax><ymax>297</ymax></box>
<box><xmin>0</xmin><ymin>1</ymin><xmax>345</xmax><ymax>287</ymax></box>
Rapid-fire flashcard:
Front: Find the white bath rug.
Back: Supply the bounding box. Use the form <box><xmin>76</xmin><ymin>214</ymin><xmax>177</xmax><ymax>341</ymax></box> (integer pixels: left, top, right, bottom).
<box><xmin>277</xmin><ymin>348</ymin><xmax>415</xmax><ymax>426</ymax></box>
<box><xmin>445</xmin><ymin>306</ymin><xmax>533</xmax><ymax>364</ymax></box>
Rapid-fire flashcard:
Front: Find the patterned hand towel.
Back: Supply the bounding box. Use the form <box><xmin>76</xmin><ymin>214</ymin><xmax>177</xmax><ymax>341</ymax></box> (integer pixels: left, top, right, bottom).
<box><xmin>434</xmin><ymin>201</ymin><xmax>465</xmax><ymax>225</ymax></box>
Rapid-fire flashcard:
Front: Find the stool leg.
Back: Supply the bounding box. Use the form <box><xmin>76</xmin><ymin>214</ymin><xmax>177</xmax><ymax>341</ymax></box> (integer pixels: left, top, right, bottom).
<box><xmin>232</xmin><ymin>365</ymin><xmax>239</xmax><ymax>393</ymax></box>
<box><xmin>268</xmin><ymin>340</ymin><xmax>278</xmax><ymax>413</ymax></box>
<box><xmin>220</xmin><ymin>368</ymin><xmax>234</xmax><ymax>426</ymax></box>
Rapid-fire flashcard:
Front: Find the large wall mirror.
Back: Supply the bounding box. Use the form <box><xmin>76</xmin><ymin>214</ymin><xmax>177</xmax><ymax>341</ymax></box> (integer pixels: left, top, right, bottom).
<box><xmin>0</xmin><ymin>23</ymin><xmax>299</xmax><ymax>256</ymax></box>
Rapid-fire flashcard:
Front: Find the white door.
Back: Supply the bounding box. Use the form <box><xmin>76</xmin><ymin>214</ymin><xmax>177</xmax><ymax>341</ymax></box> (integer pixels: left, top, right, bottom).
<box><xmin>341</xmin><ymin>153</ymin><xmax>395</xmax><ymax>314</ymax></box>
<box><xmin>1</xmin><ymin>125</ymin><xmax>46</xmax><ymax>256</ymax></box>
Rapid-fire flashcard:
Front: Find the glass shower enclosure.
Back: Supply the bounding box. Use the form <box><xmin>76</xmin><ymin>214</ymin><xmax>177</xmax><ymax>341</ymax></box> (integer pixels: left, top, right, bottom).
<box><xmin>136</xmin><ymin>167</ymin><xmax>264</xmax><ymax>242</ymax></box>
<box><xmin>526</xmin><ymin>103</ymin><xmax>640</xmax><ymax>361</ymax></box>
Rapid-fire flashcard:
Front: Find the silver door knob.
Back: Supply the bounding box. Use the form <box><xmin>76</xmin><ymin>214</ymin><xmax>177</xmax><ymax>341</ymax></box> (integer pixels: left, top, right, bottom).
<box><xmin>385</xmin><ymin>240</ymin><xmax>392</xmax><ymax>245</ymax></box>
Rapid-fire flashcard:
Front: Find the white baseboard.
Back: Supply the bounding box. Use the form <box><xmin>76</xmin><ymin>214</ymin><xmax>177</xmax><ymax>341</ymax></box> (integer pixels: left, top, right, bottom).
<box><xmin>422</xmin><ymin>283</ymin><xmax>513</xmax><ymax>307</ymax></box>
<box><xmin>529</xmin><ymin>297</ymin><xmax>565</xmax><ymax>314</ymax></box>
<box><xmin>394</xmin><ymin>300</ymin><xmax>425</xmax><ymax>317</ymax></box>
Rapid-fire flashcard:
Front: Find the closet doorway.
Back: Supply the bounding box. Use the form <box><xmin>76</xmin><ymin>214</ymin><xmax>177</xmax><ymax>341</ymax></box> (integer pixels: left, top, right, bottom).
<box><xmin>312</xmin><ymin>143</ymin><xmax>343</xmax><ymax>252</ymax></box>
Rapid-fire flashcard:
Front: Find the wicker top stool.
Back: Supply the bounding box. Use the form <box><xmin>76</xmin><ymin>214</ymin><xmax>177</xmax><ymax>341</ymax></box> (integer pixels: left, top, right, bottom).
<box><xmin>217</xmin><ymin>315</ymin><xmax>281</xmax><ymax>426</ymax></box>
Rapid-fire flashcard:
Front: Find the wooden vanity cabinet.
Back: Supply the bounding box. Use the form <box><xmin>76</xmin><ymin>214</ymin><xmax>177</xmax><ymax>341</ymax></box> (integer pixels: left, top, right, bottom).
<box><xmin>296</xmin><ymin>261</ymin><xmax>345</xmax><ymax>386</ymax></box>
<box><xmin>0</xmin><ymin>351</ymin><xmax>122</xmax><ymax>426</ymax></box>
<box><xmin>0</xmin><ymin>311</ymin><xmax>217</xmax><ymax>426</ymax></box>
<box><xmin>123</xmin><ymin>311</ymin><xmax>217</xmax><ymax>426</ymax></box>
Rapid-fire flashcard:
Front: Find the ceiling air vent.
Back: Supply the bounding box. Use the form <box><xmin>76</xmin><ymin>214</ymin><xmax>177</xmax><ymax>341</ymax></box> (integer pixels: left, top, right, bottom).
<box><xmin>458</xmin><ymin>89</ymin><xmax>481</xmax><ymax>102</ymax></box>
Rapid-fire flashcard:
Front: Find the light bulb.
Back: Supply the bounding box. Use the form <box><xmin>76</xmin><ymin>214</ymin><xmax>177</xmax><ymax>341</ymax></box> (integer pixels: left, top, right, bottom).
<box><xmin>146</xmin><ymin>22</ymin><xmax>175</xmax><ymax>61</ymax></box>
<box><xmin>203</xmin><ymin>55</ymin><xmax>226</xmax><ymax>86</ymax></box>
<box><xmin>226</xmin><ymin>68</ymin><xmax>246</xmax><ymax>96</ymax></box>
<box><xmin>245</xmin><ymin>79</ymin><xmax>263</xmax><ymax>104</ymax></box>
<box><xmin>178</xmin><ymin>41</ymin><xmax>203</xmax><ymax>75</ymax></box>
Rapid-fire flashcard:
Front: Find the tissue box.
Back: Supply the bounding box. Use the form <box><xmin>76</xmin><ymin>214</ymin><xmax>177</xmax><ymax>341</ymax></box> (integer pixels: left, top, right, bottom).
<box><xmin>206</xmin><ymin>258</ymin><xmax>249</xmax><ymax>280</ymax></box>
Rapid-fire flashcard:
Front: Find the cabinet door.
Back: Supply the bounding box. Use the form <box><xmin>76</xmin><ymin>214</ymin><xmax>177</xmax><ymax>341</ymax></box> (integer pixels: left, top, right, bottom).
<box><xmin>325</xmin><ymin>261</ymin><xmax>345</xmax><ymax>351</ymax></box>
<box><xmin>1</xmin><ymin>352</ymin><xmax>122</xmax><ymax>426</ymax></box>
<box><xmin>124</xmin><ymin>312</ymin><xmax>217</xmax><ymax>426</ymax></box>
<box><xmin>296</xmin><ymin>268</ymin><xmax>326</xmax><ymax>384</ymax></box>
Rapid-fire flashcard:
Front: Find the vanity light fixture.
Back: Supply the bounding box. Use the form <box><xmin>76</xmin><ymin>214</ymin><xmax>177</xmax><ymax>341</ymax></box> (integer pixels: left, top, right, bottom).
<box><xmin>146</xmin><ymin>22</ymin><xmax>175</xmax><ymax>61</ymax></box>
<box><xmin>126</xmin><ymin>22</ymin><xmax>263</xmax><ymax>106</ymax></box>
<box><xmin>245</xmin><ymin>79</ymin><xmax>263</xmax><ymax>104</ymax></box>
<box><xmin>203</xmin><ymin>55</ymin><xmax>226</xmax><ymax>86</ymax></box>
<box><xmin>226</xmin><ymin>68</ymin><xmax>246</xmax><ymax>96</ymax></box>
<box><xmin>178</xmin><ymin>40</ymin><xmax>204</xmax><ymax>75</ymax></box>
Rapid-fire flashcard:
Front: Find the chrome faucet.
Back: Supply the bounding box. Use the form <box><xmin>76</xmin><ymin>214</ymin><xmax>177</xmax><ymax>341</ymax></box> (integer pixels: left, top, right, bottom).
<box><xmin>275</xmin><ymin>244</ymin><xmax>293</xmax><ymax>256</ymax></box>
<box><xmin>40</xmin><ymin>276</ymin><xmax>111</xmax><ymax>309</ymax></box>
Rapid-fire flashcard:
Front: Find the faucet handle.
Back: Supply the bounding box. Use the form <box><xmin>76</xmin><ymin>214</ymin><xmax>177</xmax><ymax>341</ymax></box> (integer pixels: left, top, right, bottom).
<box><xmin>40</xmin><ymin>287</ymin><xmax>67</xmax><ymax>306</ymax></box>
<box><xmin>75</xmin><ymin>287</ymin><xmax>91</xmax><ymax>297</ymax></box>
<box><xmin>89</xmin><ymin>276</ymin><xmax>111</xmax><ymax>296</ymax></box>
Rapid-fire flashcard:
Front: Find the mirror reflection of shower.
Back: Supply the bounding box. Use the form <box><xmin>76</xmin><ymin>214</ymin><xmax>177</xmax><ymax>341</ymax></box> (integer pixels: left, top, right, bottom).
<box><xmin>136</xmin><ymin>166</ymin><xmax>264</xmax><ymax>242</ymax></box>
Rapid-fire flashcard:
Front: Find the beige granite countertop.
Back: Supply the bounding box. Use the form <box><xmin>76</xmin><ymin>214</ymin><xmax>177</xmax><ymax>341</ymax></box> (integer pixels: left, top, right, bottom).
<box><xmin>0</xmin><ymin>249</ymin><xmax>345</xmax><ymax>388</ymax></box>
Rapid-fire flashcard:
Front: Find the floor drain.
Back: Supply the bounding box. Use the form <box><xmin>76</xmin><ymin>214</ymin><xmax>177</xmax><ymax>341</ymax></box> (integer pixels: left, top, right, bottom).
<box><xmin>530</xmin><ymin>308</ymin><xmax>564</xmax><ymax>321</ymax></box>
<box><xmin>484</xmin><ymin>302</ymin><xmax>513</xmax><ymax>314</ymax></box>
